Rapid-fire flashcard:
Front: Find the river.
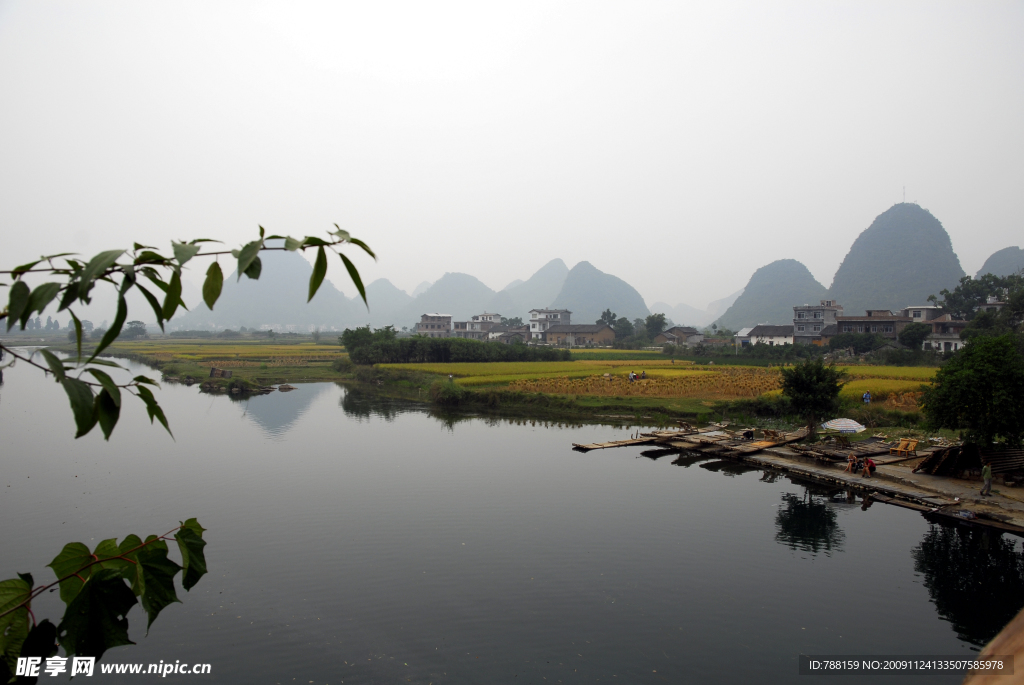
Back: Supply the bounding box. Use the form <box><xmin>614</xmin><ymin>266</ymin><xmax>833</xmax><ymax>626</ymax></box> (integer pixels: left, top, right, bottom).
<box><xmin>1</xmin><ymin>352</ymin><xmax>1019</xmax><ymax>683</ymax></box>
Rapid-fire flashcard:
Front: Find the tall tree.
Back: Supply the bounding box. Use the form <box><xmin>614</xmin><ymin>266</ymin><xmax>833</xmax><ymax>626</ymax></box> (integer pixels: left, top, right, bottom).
<box><xmin>645</xmin><ymin>313</ymin><xmax>667</xmax><ymax>337</ymax></box>
<box><xmin>596</xmin><ymin>309</ymin><xmax>617</xmax><ymax>326</ymax></box>
<box><xmin>780</xmin><ymin>359</ymin><xmax>846</xmax><ymax>439</ymax></box>
<box><xmin>922</xmin><ymin>334</ymin><xmax>1024</xmax><ymax>447</ymax></box>
<box><xmin>897</xmin><ymin>322</ymin><xmax>932</xmax><ymax>349</ymax></box>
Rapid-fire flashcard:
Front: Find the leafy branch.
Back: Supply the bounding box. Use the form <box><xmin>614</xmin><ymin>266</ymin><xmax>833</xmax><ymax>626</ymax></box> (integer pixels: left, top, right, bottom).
<box><xmin>0</xmin><ymin>519</ymin><xmax>208</xmax><ymax>680</ymax></box>
<box><xmin>0</xmin><ymin>225</ymin><xmax>374</xmax><ymax>440</ymax></box>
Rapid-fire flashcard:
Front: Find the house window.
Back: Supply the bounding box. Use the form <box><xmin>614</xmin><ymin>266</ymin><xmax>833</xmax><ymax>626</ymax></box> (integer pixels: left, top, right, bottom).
<box><xmin>814</xmin><ymin>312</ymin><xmax>822</xmax><ymax>319</ymax></box>
<box><xmin>883</xmin><ymin>325</ymin><xmax>893</xmax><ymax>333</ymax></box>
<box><xmin>842</xmin><ymin>325</ymin><xmax>852</xmax><ymax>332</ymax></box>
<box><xmin>797</xmin><ymin>312</ymin><xmax>806</xmax><ymax>319</ymax></box>
<box><xmin>813</xmin><ymin>325</ymin><xmax>821</xmax><ymax>332</ymax></box>
<box><xmin>857</xmin><ymin>325</ymin><xmax>863</xmax><ymax>333</ymax></box>
<box><xmin>913</xmin><ymin>310</ymin><xmax>922</xmax><ymax>319</ymax></box>
<box><xmin>797</xmin><ymin>325</ymin><xmax>805</xmax><ymax>332</ymax></box>
<box><xmin>871</xmin><ymin>325</ymin><xmax>877</xmax><ymax>333</ymax></box>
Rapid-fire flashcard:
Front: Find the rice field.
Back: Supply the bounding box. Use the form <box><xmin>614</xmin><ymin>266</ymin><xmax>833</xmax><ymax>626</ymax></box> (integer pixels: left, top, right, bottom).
<box><xmin>105</xmin><ymin>341</ymin><xmax>345</xmax><ymax>366</ymax></box>
<box><xmin>838</xmin><ymin>365</ymin><xmax>937</xmax><ymax>380</ymax></box>
<box><xmin>507</xmin><ymin>367</ymin><xmax>784</xmax><ymax>399</ymax></box>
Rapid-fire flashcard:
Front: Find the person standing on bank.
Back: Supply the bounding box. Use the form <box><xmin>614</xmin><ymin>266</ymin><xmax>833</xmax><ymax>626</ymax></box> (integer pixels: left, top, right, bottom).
<box><xmin>863</xmin><ymin>391</ymin><xmax>871</xmax><ymax>404</ymax></box>
<box><xmin>982</xmin><ymin>463</ymin><xmax>993</xmax><ymax>496</ymax></box>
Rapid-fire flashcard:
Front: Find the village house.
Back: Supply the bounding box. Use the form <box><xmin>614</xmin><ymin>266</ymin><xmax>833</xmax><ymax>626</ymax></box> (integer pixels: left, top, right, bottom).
<box><xmin>922</xmin><ymin>314</ymin><xmax>969</xmax><ymax>352</ymax></box>
<box><xmin>653</xmin><ymin>326</ymin><xmax>704</xmax><ymax>346</ymax></box>
<box><xmin>415</xmin><ymin>313</ymin><xmax>452</xmax><ymax>338</ymax></box>
<box><xmin>529</xmin><ymin>309</ymin><xmax>571</xmax><ymax>338</ymax></box>
<box><xmin>733</xmin><ymin>327</ymin><xmax>754</xmax><ymax>348</ymax></box>
<box><xmin>793</xmin><ymin>300</ymin><xmax>843</xmax><ymax>345</ymax></box>
<box><xmin>836</xmin><ymin>309</ymin><xmax>911</xmax><ymax>341</ymax></box>
<box><xmin>747</xmin><ymin>324</ymin><xmax>794</xmax><ymax>346</ymax></box>
<box><xmin>543</xmin><ymin>324</ymin><xmax>615</xmax><ymax>346</ymax></box>
<box><xmin>495</xmin><ymin>327</ymin><xmax>531</xmax><ymax>344</ymax></box>
<box><xmin>452</xmin><ymin>312</ymin><xmax>503</xmax><ymax>340</ymax></box>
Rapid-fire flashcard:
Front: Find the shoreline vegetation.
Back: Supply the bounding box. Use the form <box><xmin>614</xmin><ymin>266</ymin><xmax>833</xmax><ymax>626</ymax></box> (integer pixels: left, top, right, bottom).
<box><xmin>29</xmin><ymin>334</ymin><xmax>940</xmax><ymax>434</ymax></box>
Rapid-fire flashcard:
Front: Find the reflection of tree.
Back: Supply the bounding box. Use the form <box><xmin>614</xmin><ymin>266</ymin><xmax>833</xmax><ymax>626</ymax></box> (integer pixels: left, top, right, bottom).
<box><xmin>912</xmin><ymin>524</ymin><xmax>1024</xmax><ymax>646</ymax></box>
<box><xmin>700</xmin><ymin>460</ymin><xmax>761</xmax><ymax>477</ymax></box>
<box><xmin>339</xmin><ymin>386</ymin><xmax>408</xmax><ymax>422</ymax></box>
<box><xmin>775</xmin><ymin>490</ymin><xmax>845</xmax><ymax>556</ymax></box>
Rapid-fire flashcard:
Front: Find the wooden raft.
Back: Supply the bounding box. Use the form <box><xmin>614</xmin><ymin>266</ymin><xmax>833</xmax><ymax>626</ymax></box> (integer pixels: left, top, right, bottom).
<box><xmin>573</xmin><ymin>427</ymin><xmax>808</xmax><ymax>456</ymax></box>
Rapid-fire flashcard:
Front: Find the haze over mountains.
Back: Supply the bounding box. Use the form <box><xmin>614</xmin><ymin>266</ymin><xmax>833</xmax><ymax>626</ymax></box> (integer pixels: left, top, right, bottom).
<box><xmin>162</xmin><ymin>202</ymin><xmax>1020</xmax><ymax>334</ymax></box>
<box><xmin>712</xmin><ymin>203</ymin><xmax>1013</xmax><ymax>331</ymax></box>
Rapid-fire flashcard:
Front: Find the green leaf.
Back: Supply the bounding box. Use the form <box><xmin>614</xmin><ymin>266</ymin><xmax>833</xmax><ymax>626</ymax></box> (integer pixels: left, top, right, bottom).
<box><xmin>86</xmin><ymin>295</ymin><xmax>127</xmax><ymax>363</ymax></box>
<box><xmin>308</xmin><ymin>246</ymin><xmax>327</xmax><ymax>302</ymax></box>
<box><xmin>283</xmin><ymin>236</ymin><xmax>302</xmax><ymax>251</ymax></box>
<box><xmin>86</xmin><ymin>368</ymin><xmax>121</xmax><ymax>407</ymax></box>
<box><xmin>135</xmin><ymin>538</ymin><xmax>182</xmax><ymax>630</ymax></box>
<box><xmin>135</xmin><ymin>283</ymin><xmax>166</xmax><ymax>331</ymax></box>
<box><xmin>203</xmin><ymin>261</ymin><xmax>223</xmax><ymax>310</ymax></box>
<box><xmin>0</xmin><ymin>577</ymin><xmax>32</xmax><ymax>677</ymax></box>
<box><xmin>300</xmin><ymin>237</ymin><xmax>330</xmax><ymax>247</ymax></box>
<box><xmin>331</xmin><ymin>224</ymin><xmax>351</xmax><ymax>241</ymax></box>
<box><xmin>16</xmin><ymin>620</ymin><xmax>59</xmax><ymax>671</ymax></box>
<box><xmin>135</xmin><ymin>385</ymin><xmax>172</xmax><ymax>437</ymax></box>
<box><xmin>162</xmin><ymin>270</ymin><xmax>183</xmax><ymax>320</ymax></box>
<box><xmin>77</xmin><ymin>250</ymin><xmax>125</xmax><ymax>300</ymax></box>
<box><xmin>39</xmin><ymin>349</ymin><xmax>67</xmax><ymax>382</ymax></box>
<box><xmin>174</xmin><ymin>527</ymin><xmax>207</xmax><ymax>591</ymax></box>
<box><xmin>347</xmin><ymin>237</ymin><xmax>376</xmax><ymax>260</ymax></box>
<box><xmin>242</xmin><ymin>255</ymin><xmax>262</xmax><ymax>280</ymax></box>
<box><xmin>6</xmin><ymin>281</ymin><xmax>29</xmax><ymax>331</ymax></box>
<box><xmin>61</xmin><ymin>377</ymin><xmax>97</xmax><ymax>438</ymax></box>
<box><xmin>57</xmin><ymin>282</ymin><xmax>79</xmax><ymax>311</ymax></box>
<box><xmin>339</xmin><ymin>253</ymin><xmax>367</xmax><ymax>306</ymax></box>
<box><xmin>57</xmin><ymin>569</ymin><xmax>137</xmax><ymax>659</ymax></box>
<box><xmin>11</xmin><ymin>258</ymin><xmax>43</xmax><ymax>278</ymax></box>
<box><xmin>95</xmin><ymin>389</ymin><xmax>121</xmax><ymax>440</ymax></box>
<box><xmin>171</xmin><ymin>242</ymin><xmax>201</xmax><ymax>266</ymax></box>
<box><xmin>83</xmin><ymin>358</ymin><xmax>125</xmax><ymax>369</ymax></box>
<box><xmin>47</xmin><ymin>542</ymin><xmax>93</xmax><ymax>605</ymax></box>
<box><xmin>70</xmin><ymin>311</ymin><xmax>84</xmax><ymax>359</ymax></box>
<box><xmin>116</xmin><ymin>535</ymin><xmax>145</xmax><ymax>596</ymax></box>
<box><xmin>27</xmin><ymin>282</ymin><xmax>62</xmax><ymax>315</ymax></box>
<box><xmin>235</xmin><ymin>240</ymin><xmax>262</xmax><ymax>281</ymax></box>
<box><xmin>131</xmin><ymin>375</ymin><xmax>160</xmax><ymax>386</ymax></box>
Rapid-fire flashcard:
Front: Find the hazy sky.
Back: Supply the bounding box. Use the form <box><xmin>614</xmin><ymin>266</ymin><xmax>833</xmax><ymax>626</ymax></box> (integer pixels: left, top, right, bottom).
<box><xmin>2</xmin><ymin>1</ymin><xmax>1021</xmax><ymax>315</ymax></box>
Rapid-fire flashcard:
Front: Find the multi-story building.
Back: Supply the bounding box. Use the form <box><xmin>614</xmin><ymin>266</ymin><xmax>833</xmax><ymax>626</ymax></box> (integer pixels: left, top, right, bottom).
<box><xmin>452</xmin><ymin>312</ymin><xmax>503</xmax><ymax>340</ymax></box>
<box><xmin>793</xmin><ymin>300</ymin><xmax>843</xmax><ymax>345</ymax></box>
<box><xmin>415</xmin><ymin>313</ymin><xmax>452</xmax><ymax>338</ymax></box>
<box><xmin>529</xmin><ymin>309</ymin><xmax>571</xmax><ymax>340</ymax></box>
<box><xmin>922</xmin><ymin>314</ymin><xmax>968</xmax><ymax>352</ymax></box>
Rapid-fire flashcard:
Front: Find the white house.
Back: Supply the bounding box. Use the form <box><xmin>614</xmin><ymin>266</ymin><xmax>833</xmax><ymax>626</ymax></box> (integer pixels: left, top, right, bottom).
<box><xmin>529</xmin><ymin>309</ymin><xmax>571</xmax><ymax>340</ymax></box>
<box><xmin>747</xmin><ymin>324</ymin><xmax>794</xmax><ymax>346</ymax></box>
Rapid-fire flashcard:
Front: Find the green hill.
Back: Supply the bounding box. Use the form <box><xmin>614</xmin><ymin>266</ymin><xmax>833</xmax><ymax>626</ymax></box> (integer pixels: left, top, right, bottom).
<box><xmin>713</xmin><ymin>259</ymin><xmax>827</xmax><ymax>331</ymax></box>
<box><xmin>829</xmin><ymin>203</ymin><xmax>965</xmax><ymax>314</ymax></box>
<box><xmin>977</xmin><ymin>246</ymin><xmax>1024</xmax><ymax>278</ymax></box>
<box><xmin>550</xmin><ymin>261</ymin><xmax>649</xmax><ymax>325</ymax></box>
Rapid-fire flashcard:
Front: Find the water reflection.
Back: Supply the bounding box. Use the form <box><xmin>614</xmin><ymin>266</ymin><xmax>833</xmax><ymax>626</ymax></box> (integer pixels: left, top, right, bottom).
<box><xmin>239</xmin><ymin>383</ymin><xmax>329</xmax><ymax>438</ymax></box>
<box><xmin>339</xmin><ymin>385</ymin><xmax>417</xmax><ymax>423</ymax></box>
<box><xmin>700</xmin><ymin>460</ymin><xmax>761</xmax><ymax>477</ymax></box>
<box><xmin>775</xmin><ymin>488</ymin><xmax>846</xmax><ymax>556</ymax></box>
<box><xmin>912</xmin><ymin>524</ymin><xmax>1024</xmax><ymax>646</ymax></box>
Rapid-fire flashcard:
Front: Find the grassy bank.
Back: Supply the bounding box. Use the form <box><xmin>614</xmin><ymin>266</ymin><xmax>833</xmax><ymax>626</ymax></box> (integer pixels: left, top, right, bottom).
<box><xmin>48</xmin><ymin>338</ymin><xmax>934</xmax><ymax>429</ymax></box>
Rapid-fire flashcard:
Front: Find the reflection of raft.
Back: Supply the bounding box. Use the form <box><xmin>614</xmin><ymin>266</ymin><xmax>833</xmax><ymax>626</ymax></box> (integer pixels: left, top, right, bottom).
<box><xmin>278</xmin><ymin>384</ymin><xmax>297</xmax><ymax>392</ymax></box>
<box><xmin>572</xmin><ymin>426</ymin><xmax>808</xmax><ymax>457</ymax></box>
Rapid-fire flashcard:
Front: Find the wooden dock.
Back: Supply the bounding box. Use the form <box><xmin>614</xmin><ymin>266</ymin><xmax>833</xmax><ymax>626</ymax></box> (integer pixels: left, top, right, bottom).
<box><xmin>572</xmin><ymin>426</ymin><xmax>808</xmax><ymax>456</ymax></box>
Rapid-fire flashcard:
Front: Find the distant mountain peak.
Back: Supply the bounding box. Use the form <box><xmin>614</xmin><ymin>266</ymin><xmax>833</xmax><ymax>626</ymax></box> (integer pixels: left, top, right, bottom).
<box><xmin>829</xmin><ymin>203</ymin><xmax>964</xmax><ymax>314</ymax></box>
<box><xmin>714</xmin><ymin>259</ymin><xmax>826</xmax><ymax>330</ymax></box>
<box><xmin>977</xmin><ymin>246</ymin><xmax>1024</xmax><ymax>278</ymax></box>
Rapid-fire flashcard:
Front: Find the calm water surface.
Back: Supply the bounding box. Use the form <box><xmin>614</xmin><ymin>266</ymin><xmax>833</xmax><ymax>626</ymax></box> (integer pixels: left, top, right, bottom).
<box><xmin>2</xmin><ymin>353</ymin><xmax>1021</xmax><ymax>684</ymax></box>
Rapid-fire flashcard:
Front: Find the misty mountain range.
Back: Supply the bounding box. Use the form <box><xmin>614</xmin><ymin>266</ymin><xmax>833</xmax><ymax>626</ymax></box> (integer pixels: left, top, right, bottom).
<box><xmin>166</xmin><ymin>202</ymin><xmax>1021</xmax><ymax>333</ymax></box>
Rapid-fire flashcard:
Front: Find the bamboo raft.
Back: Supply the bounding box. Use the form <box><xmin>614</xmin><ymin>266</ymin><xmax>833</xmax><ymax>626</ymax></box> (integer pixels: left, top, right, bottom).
<box><xmin>572</xmin><ymin>425</ymin><xmax>809</xmax><ymax>457</ymax></box>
